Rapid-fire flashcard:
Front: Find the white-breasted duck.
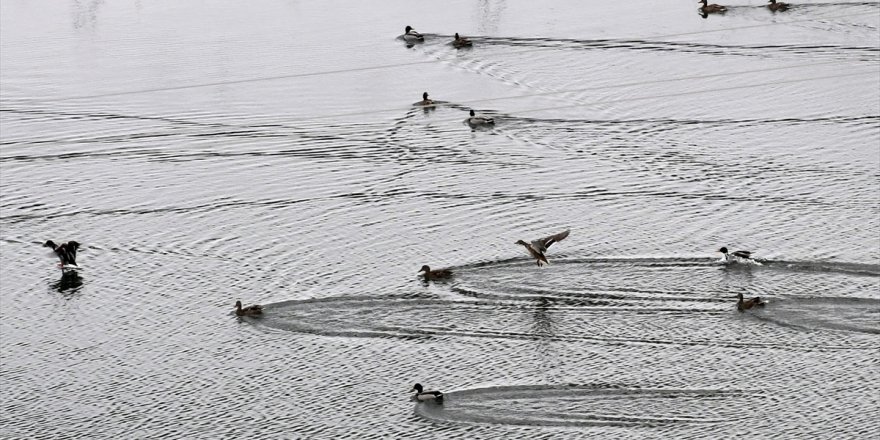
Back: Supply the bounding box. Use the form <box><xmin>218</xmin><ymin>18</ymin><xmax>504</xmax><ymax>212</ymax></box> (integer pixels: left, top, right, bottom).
<box><xmin>768</xmin><ymin>0</ymin><xmax>789</xmax><ymax>12</ymax></box>
<box><xmin>698</xmin><ymin>0</ymin><xmax>728</xmax><ymax>14</ymax></box>
<box><xmin>718</xmin><ymin>246</ymin><xmax>754</xmax><ymax>263</ymax></box>
<box><xmin>516</xmin><ymin>229</ymin><xmax>570</xmax><ymax>266</ymax></box>
<box><xmin>235</xmin><ymin>300</ymin><xmax>263</xmax><ymax>317</ymax></box>
<box><xmin>467</xmin><ymin>109</ymin><xmax>494</xmax><ymax>126</ymax></box>
<box><xmin>44</xmin><ymin>240</ymin><xmax>80</xmax><ymax>267</ymax></box>
<box><xmin>453</xmin><ymin>33</ymin><xmax>472</xmax><ymax>48</ymax></box>
<box><xmin>411</xmin><ymin>383</ymin><xmax>444</xmax><ymax>403</ymax></box>
<box><xmin>737</xmin><ymin>292</ymin><xmax>766</xmax><ymax>312</ymax></box>
<box><xmin>404</xmin><ymin>26</ymin><xmax>424</xmax><ymax>42</ymax></box>
<box><xmin>419</xmin><ymin>265</ymin><xmax>453</xmax><ymax>281</ymax></box>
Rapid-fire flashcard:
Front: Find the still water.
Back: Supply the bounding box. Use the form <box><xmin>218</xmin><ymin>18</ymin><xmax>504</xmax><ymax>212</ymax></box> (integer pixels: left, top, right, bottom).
<box><xmin>1</xmin><ymin>0</ymin><xmax>879</xmax><ymax>438</ymax></box>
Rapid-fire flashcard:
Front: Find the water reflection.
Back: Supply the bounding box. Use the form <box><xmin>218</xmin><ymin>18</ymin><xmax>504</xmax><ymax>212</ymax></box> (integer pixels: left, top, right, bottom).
<box><xmin>50</xmin><ymin>271</ymin><xmax>83</xmax><ymax>294</ymax></box>
<box><xmin>71</xmin><ymin>0</ymin><xmax>103</xmax><ymax>30</ymax></box>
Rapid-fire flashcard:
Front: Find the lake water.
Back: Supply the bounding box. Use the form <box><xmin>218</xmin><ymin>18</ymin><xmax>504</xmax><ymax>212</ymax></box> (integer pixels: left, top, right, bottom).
<box><xmin>1</xmin><ymin>0</ymin><xmax>879</xmax><ymax>438</ymax></box>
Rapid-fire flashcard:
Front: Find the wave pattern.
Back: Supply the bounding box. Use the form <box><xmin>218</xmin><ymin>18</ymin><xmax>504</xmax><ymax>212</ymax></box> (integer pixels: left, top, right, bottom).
<box><xmin>2</xmin><ymin>0</ymin><xmax>879</xmax><ymax>438</ymax></box>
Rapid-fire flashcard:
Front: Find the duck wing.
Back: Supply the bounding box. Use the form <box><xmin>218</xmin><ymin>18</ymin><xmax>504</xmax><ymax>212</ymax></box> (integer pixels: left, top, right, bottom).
<box><xmin>732</xmin><ymin>250</ymin><xmax>752</xmax><ymax>259</ymax></box>
<box><xmin>531</xmin><ymin>229</ymin><xmax>570</xmax><ymax>253</ymax></box>
<box><xmin>65</xmin><ymin>241</ymin><xmax>80</xmax><ymax>265</ymax></box>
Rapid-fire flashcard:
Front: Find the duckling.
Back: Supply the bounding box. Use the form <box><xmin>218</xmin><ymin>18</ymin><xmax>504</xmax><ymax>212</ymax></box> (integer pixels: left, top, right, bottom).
<box><xmin>467</xmin><ymin>109</ymin><xmax>494</xmax><ymax>126</ymax></box>
<box><xmin>44</xmin><ymin>240</ymin><xmax>80</xmax><ymax>268</ymax></box>
<box><xmin>452</xmin><ymin>32</ymin><xmax>472</xmax><ymax>48</ymax></box>
<box><xmin>419</xmin><ymin>265</ymin><xmax>453</xmax><ymax>281</ymax></box>
<box><xmin>737</xmin><ymin>292</ymin><xmax>766</xmax><ymax>312</ymax></box>
<box><xmin>235</xmin><ymin>300</ymin><xmax>263</xmax><ymax>317</ymax></box>
<box><xmin>414</xmin><ymin>92</ymin><xmax>434</xmax><ymax>107</ymax></box>
<box><xmin>516</xmin><ymin>229</ymin><xmax>570</xmax><ymax>267</ymax></box>
<box><xmin>403</xmin><ymin>25</ymin><xmax>424</xmax><ymax>42</ymax></box>
<box><xmin>698</xmin><ymin>0</ymin><xmax>728</xmax><ymax>14</ymax></box>
<box><xmin>411</xmin><ymin>383</ymin><xmax>444</xmax><ymax>403</ymax></box>
<box><xmin>718</xmin><ymin>246</ymin><xmax>754</xmax><ymax>263</ymax></box>
<box><xmin>767</xmin><ymin>0</ymin><xmax>789</xmax><ymax>12</ymax></box>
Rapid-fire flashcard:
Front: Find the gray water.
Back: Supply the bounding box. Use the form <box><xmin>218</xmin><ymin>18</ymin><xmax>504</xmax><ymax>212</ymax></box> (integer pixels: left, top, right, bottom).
<box><xmin>1</xmin><ymin>0</ymin><xmax>879</xmax><ymax>438</ymax></box>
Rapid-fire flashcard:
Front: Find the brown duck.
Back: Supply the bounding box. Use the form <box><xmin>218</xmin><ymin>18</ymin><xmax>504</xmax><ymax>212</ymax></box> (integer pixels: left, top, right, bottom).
<box><xmin>737</xmin><ymin>293</ymin><xmax>766</xmax><ymax>312</ymax></box>
<box><xmin>515</xmin><ymin>229</ymin><xmax>570</xmax><ymax>266</ymax></box>
<box><xmin>768</xmin><ymin>0</ymin><xmax>789</xmax><ymax>12</ymax></box>
<box><xmin>419</xmin><ymin>265</ymin><xmax>453</xmax><ymax>280</ymax></box>
<box><xmin>699</xmin><ymin>0</ymin><xmax>728</xmax><ymax>14</ymax></box>
<box><xmin>235</xmin><ymin>300</ymin><xmax>263</xmax><ymax>317</ymax></box>
<box><xmin>453</xmin><ymin>33</ymin><xmax>472</xmax><ymax>48</ymax></box>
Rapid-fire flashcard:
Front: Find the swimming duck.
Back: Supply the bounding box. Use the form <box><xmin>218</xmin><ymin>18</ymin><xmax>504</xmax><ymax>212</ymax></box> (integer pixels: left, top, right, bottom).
<box><xmin>44</xmin><ymin>240</ymin><xmax>80</xmax><ymax>267</ymax></box>
<box><xmin>467</xmin><ymin>110</ymin><xmax>494</xmax><ymax>126</ymax></box>
<box><xmin>411</xmin><ymin>383</ymin><xmax>444</xmax><ymax>403</ymax></box>
<box><xmin>419</xmin><ymin>265</ymin><xmax>453</xmax><ymax>280</ymax></box>
<box><xmin>698</xmin><ymin>0</ymin><xmax>728</xmax><ymax>14</ymax></box>
<box><xmin>235</xmin><ymin>300</ymin><xmax>263</xmax><ymax>317</ymax></box>
<box><xmin>767</xmin><ymin>0</ymin><xmax>789</xmax><ymax>11</ymax></box>
<box><xmin>718</xmin><ymin>246</ymin><xmax>754</xmax><ymax>262</ymax></box>
<box><xmin>453</xmin><ymin>33</ymin><xmax>472</xmax><ymax>48</ymax></box>
<box><xmin>737</xmin><ymin>292</ymin><xmax>766</xmax><ymax>312</ymax></box>
<box><xmin>516</xmin><ymin>229</ymin><xmax>570</xmax><ymax>266</ymax></box>
<box><xmin>414</xmin><ymin>92</ymin><xmax>434</xmax><ymax>107</ymax></box>
<box><xmin>403</xmin><ymin>26</ymin><xmax>424</xmax><ymax>42</ymax></box>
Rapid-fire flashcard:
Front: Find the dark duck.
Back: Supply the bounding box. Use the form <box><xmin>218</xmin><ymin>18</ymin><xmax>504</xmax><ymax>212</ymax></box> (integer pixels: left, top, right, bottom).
<box><xmin>44</xmin><ymin>240</ymin><xmax>80</xmax><ymax>268</ymax></box>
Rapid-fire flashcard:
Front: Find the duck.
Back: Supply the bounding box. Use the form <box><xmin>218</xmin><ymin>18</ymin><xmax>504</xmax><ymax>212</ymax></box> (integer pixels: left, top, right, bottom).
<box><xmin>737</xmin><ymin>292</ymin><xmax>766</xmax><ymax>312</ymax></box>
<box><xmin>467</xmin><ymin>109</ymin><xmax>494</xmax><ymax>126</ymax></box>
<box><xmin>411</xmin><ymin>383</ymin><xmax>444</xmax><ymax>403</ymax></box>
<box><xmin>414</xmin><ymin>92</ymin><xmax>434</xmax><ymax>107</ymax></box>
<box><xmin>403</xmin><ymin>25</ymin><xmax>424</xmax><ymax>42</ymax></box>
<box><xmin>235</xmin><ymin>300</ymin><xmax>263</xmax><ymax>317</ymax></box>
<box><xmin>698</xmin><ymin>0</ymin><xmax>728</xmax><ymax>14</ymax></box>
<box><xmin>419</xmin><ymin>265</ymin><xmax>453</xmax><ymax>281</ymax></box>
<box><xmin>44</xmin><ymin>240</ymin><xmax>80</xmax><ymax>267</ymax></box>
<box><xmin>767</xmin><ymin>0</ymin><xmax>789</xmax><ymax>12</ymax></box>
<box><xmin>718</xmin><ymin>246</ymin><xmax>754</xmax><ymax>263</ymax></box>
<box><xmin>516</xmin><ymin>229</ymin><xmax>570</xmax><ymax>266</ymax></box>
<box><xmin>452</xmin><ymin>32</ymin><xmax>472</xmax><ymax>48</ymax></box>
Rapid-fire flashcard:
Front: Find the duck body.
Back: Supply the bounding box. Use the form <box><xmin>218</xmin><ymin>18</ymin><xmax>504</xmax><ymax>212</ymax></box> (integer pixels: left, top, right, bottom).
<box><xmin>718</xmin><ymin>246</ymin><xmax>755</xmax><ymax>263</ymax></box>
<box><xmin>698</xmin><ymin>0</ymin><xmax>728</xmax><ymax>14</ymax></box>
<box><xmin>737</xmin><ymin>293</ymin><xmax>766</xmax><ymax>312</ymax></box>
<box><xmin>516</xmin><ymin>229</ymin><xmax>570</xmax><ymax>266</ymax></box>
<box><xmin>414</xmin><ymin>91</ymin><xmax>435</xmax><ymax>107</ymax></box>
<box><xmin>768</xmin><ymin>0</ymin><xmax>789</xmax><ymax>11</ymax></box>
<box><xmin>44</xmin><ymin>240</ymin><xmax>80</xmax><ymax>267</ymax></box>
<box><xmin>403</xmin><ymin>26</ymin><xmax>424</xmax><ymax>42</ymax></box>
<box><xmin>419</xmin><ymin>265</ymin><xmax>453</xmax><ymax>281</ymax></box>
<box><xmin>235</xmin><ymin>300</ymin><xmax>263</xmax><ymax>317</ymax></box>
<box><xmin>411</xmin><ymin>383</ymin><xmax>444</xmax><ymax>403</ymax></box>
<box><xmin>467</xmin><ymin>109</ymin><xmax>494</xmax><ymax>126</ymax></box>
<box><xmin>453</xmin><ymin>33</ymin><xmax>472</xmax><ymax>48</ymax></box>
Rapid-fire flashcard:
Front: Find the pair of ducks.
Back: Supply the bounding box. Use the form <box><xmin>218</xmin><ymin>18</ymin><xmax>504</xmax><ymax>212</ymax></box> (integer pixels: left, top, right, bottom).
<box><xmin>719</xmin><ymin>246</ymin><xmax>768</xmax><ymax>312</ymax></box>
<box><xmin>414</xmin><ymin>92</ymin><xmax>496</xmax><ymax>126</ymax></box>
<box><xmin>700</xmin><ymin>0</ymin><xmax>789</xmax><ymax>14</ymax></box>
<box><xmin>420</xmin><ymin>229</ymin><xmax>571</xmax><ymax>280</ymax></box>
<box><xmin>404</xmin><ymin>26</ymin><xmax>473</xmax><ymax>48</ymax></box>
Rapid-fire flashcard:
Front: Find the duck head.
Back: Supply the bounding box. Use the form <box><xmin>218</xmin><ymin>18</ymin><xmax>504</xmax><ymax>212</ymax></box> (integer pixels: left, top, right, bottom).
<box><xmin>235</xmin><ymin>300</ymin><xmax>243</xmax><ymax>309</ymax></box>
<box><xmin>418</xmin><ymin>265</ymin><xmax>430</xmax><ymax>273</ymax></box>
<box><xmin>405</xmin><ymin>25</ymin><xmax>414</xmax><ymax>33</ymax></box>
<box><xmin>469</xmin><ymin>110</ymin><xmax>476</xmax><ymax>117</ymax></box>
<box><xmin>412</xmin><ymin>383</ymin><xmax>424</xmax><ymax>393</ymax></box>
<box><xmin>736</xmin><ymin>292</ymin><xmax>744</xmax><ymax>301</ymax></box>
<box><xmin>718</xmin><ymin>246</ymin><xmax>729</xmax><ymax>254</ymax></box>
<box><xmin>455</xmin><ymin>33</ymin><xmax>461</xmax><ymax>40</ymax></box>
<box><xmin>698</xmin><ymin>0</ymin><xmax>708</xmax><ymax>4</ymax></box>
<box><xmin>422</xmin><ymin>92</ymin><xmax>429</xmax><ymax>100</ymax></box>
<box><xmin>43</xmin><ymin>240</ymin><xmax>56</xmax><ymax>248</ymax></box>
<box><xmin>515</xmin><ymin>239</ymin><xmax>528</xmax><ymax>246</ymax></box>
